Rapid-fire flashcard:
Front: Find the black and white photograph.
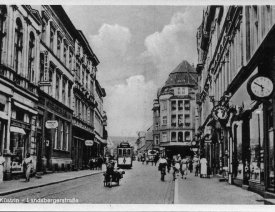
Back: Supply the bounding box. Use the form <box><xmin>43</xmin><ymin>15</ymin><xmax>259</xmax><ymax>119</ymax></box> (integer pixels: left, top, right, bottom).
<box><xmin>0</xmin><ymin>0</ymin><xmax>274</xmax><ymax>211</ymax></box>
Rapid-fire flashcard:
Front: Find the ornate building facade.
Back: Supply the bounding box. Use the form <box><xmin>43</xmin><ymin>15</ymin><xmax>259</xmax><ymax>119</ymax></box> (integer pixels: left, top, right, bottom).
<box><xmin>152</xmin><ymin>61</ymin><xmax>198</xmax><ymax>158</ymax></box>
<box><xmin>196</xmin><ymin>5</ymin><xmax>275</xmax><ymax>196</ymax></box>
<box><xmin>0</xmin><ymin>5</ymin><xmax>107</xmax><ymax>179</ymax></box>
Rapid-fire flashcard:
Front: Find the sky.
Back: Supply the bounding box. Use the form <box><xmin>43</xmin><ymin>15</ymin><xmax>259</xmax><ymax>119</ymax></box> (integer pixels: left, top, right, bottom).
<box><xmin>63</xmin><ymin>5</ymin><xmax>204</xmax><ymax>137</ymax></box>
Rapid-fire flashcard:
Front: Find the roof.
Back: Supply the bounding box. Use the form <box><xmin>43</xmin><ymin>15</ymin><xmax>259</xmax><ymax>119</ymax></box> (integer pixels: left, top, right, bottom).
<box><xmin>164</xmin><ymin>60</ymin><xmax>198</xmax><ymax>88</ymax></box>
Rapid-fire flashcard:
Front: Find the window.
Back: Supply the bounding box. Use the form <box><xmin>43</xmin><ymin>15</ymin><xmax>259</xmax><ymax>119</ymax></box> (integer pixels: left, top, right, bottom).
<box><xmin>171</xmin><ymin>115</ymin><xmax>176</xmax><ymax>127</ymax></box>
<box><xmin>90</xmin><ymin>81</ymin><xmax>94</xmax><ymax>95</ymax></box>
<box><xmin>76</xmin><ymin>63</ymin><xmax>80</xmax><ymax>81</ymax></box>
<box><xmin>118</xmin><ymin>149</ymin><xmax>122</xmax><ymax>156</ymax></box>
<box><xmin>41</xmin><ymin>20</ymin><xmax>46</xmax><ymax>43</ymax></box>
<box><xmin>86</xmin><ymin>72</ymin><xmax>88</xmax><ymax>89</ymax></box>
<box><xmin>63</xmin><ymin>40</ymin><xmax>67</xmax><ymax>65</ymax></box>
<box><xmin>184</xmin><ymin>100</ymin><xmax>190</xmax><ymax>110</ymax></box>
<box><xmin>28</xmin><ymin>32</ymin><xmax>35</xmax><ymax>82</ymax></box>
<box><xmin>0</xmin><ymin>6</ymin><xmax>7</xmax><ymax>62</ymax></box>
<box><xmin>185</xmin><ymin>114</ymin><xmax>190</xmax><ymax>126</ymax></box>
<box><xmin>185</xmin><ymin>131</ymin><xmax>191</xmax><ymax>141</ymax></box>
<box><xmin>60</xmin><ymin>121</ymin><xmax>63</xmax><ymax>150</ymax></box>
<box><xmin>69</xmin><ymin>50</ymin><xmax>73</xmax><ymax>71</ymax></box>
<box><xmin>62</xmin><ymin>78</ymin><xmax>66</xmax><ymax>104</ymax></box>
<box><xmin>171</xmin><ymin>101</ymin><xmax>176</xmax><ymax>111</ymax></box>
<box><xmin>82</xmin><ymin>70</ymin><xmax>85</xmax><ymax>85</ymax></box>
<box><xmin>162</xmin><ymin>116</ymin><xmax>167</xmax><ymax>126</ymax></box>
<box><xmin>178</xmin><ymin>100</ymin><xmax>183</xmax><ymax>111</ymax></box>
<box><xmin>14</xmin><ymin>18</ymin><xmax>23</xmax><ymax>73</ymax></box>
<box><xmin>123</xmin><ymin>149</ymin><xmax>126</xmax><ymax>156</ymax></box>
<box><xmin>50</xmin><ymin>24</ymin><xmax>55</xmax><ymax>51</ymax></box>
<box><xmin>54</xmin><ymin>119</ymin><xmax>58</xmax><ymax>149</ymax></box>
<box><xmin>39</xmin><ymin>52</ymin><xmax>44</xmax><ymax>82</ymax></box>
<box><xmin>56</xmin><ymin>73</ymin><xmax>60</xmax><ymax>100</ymax></box>
<box><xmin>178</xmin><ymin>115</ymin><xmax>183</xmax><ymax>127</ymax></box>
<box><xmin>171</xmin><ymin>132</ymin><xmax>177</xmax><ymax>142</ymax></box>
<box><xmin>65</xmin><ymin>122</ymin><xmax>69</xmax><ymax>151</ymax></box>
<box><xmin>127</xmin><ymin>149</ymin><xmax>130</xmax><ymax>156</ymax></box>
<box><xmin>178</xmin><ymin>132</ymin><xmax>183</xmax><ymax>142</ymax></box>
<box><xmin>49</xmin><ymin>64</ymin><xmax>54</xmax><ymax>95</ymax></box>
<box><xmin>155</xmin><ymin>135</ymin><xmax>159</xmax><ymax>145</ymax></box>
<box><xmin>68</xmin><ymin>83</ymin><xmax>71</xmax><ymax>107</ymax></box>
<box><xmin>57</xmin><ymin>34</ymin><xmax>62</xmax><ymax>58</ymax></box>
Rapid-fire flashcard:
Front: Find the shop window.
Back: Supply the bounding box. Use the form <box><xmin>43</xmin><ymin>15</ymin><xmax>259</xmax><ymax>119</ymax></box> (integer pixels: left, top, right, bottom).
<box><xmin>171</xmin><ymin>132</ymin><xmax>176</xmax><ymax>142</ymax></box>
<box><xmin>178</xmin><ymin>132</ymin><xmax>183</xmax><ymax>142</ymax></box>
<box><xmin>249</xmin><ymin>105</ymin><xmax>264</xmax><ymax>183</ymax></box>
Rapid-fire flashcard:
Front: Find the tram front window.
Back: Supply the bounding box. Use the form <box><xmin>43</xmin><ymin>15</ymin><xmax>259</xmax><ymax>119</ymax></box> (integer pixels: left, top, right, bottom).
<box><xmin>127</xmin><ymin>149</ymin><xmax>130</xmax><ymax>156</ymax></box>
<box><xmin>123</xmin><ymin>149</ymin><xmax>126</xmax><ymax>156</ymax></box>
<box><xmin>118</xmin><ymin>149</ymin><xmax>122</xmax><ymax>156</ymax></box>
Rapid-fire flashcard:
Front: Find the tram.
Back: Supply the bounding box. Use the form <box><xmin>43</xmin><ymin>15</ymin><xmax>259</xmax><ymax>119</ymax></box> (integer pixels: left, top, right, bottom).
<box><xmin>117</xmin><ymin>141</ymin><xmax>133</xmax><ymax>169</ymax></box>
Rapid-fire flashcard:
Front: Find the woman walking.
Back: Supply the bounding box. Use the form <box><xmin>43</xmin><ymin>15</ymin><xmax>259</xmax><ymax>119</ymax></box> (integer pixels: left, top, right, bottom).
<box><xmin>23</xmin><ymin>153</ymin><xmax>33</xmax><ymax>182</ymax></box>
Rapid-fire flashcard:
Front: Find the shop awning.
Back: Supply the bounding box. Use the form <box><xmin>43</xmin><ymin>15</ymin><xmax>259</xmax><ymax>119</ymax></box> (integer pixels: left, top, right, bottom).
<box><xmin>95</xmin><ymin>134</ymin><xmax>107</xmax><ymax>144</ymax></box>
<box><xmin>0</xmin><ymin>111</ymin><xmax>8</xmax><ymax>120</ymax></box>
<box><xmin>14</xmin><ymin>102</ymin><xmax>38</xmax><ymax>115</ymax></box>
<box><xmin>10</xmin><ymin>126</ymin><xmax>26</xmax><ymax>135</ymax></box>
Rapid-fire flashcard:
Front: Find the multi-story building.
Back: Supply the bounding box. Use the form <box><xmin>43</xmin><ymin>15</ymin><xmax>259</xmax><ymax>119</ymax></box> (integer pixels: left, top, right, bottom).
<box><xmin>152</xmin><ymin>60</ymin><xmax>198</xmax><ymax>158</ymax></box>
<box><xmin>0</xmin><ymin>5</ymin><xmax>42</xmax><ymax>179</ymax></box>
<box><xmin>71</xmin><ymin>30</ymin><xmax>100</xmax><ymax>170</ymax></box>
<box><xmin>196</xmin><ymin>5</ymin><xmax>275</xmax><ymax>196</ymax></box>
<box><xmin>0</xmin><ymin>5</ymin><xmax>108</xmax><ymax>179</ymax></box>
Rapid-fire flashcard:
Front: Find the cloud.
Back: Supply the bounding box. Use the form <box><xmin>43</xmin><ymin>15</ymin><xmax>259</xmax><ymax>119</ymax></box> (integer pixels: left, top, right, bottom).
<box><xmin>105</xmin><ymin>75</ymin><xmax>156</xmax><ymax>136</ymax></box>
<box><xmin>141</xmin><ymin>7</ymin><xmax>202</xmax><ymax>87</ymax></box>
<box><xmin>90</xmin><ymin>24</ymin><xmax>133</xmax><ymax>84</ymax></box>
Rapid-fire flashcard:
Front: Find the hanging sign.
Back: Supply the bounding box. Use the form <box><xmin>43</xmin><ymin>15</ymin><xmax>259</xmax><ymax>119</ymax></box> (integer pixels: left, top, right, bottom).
<box><xmin>85</xmin><ymin>140</ymin><xmax>94</xmax><ymax>146</ymax></box>
<box><xmin>212</xmin><ymin>105</ymin><xmax>228</xmax><ymax>120</ymax></box>
<box><xmin>45</xmin><ymin>120</ymin><xmax>58</xmax><ymax>129</ymax></box>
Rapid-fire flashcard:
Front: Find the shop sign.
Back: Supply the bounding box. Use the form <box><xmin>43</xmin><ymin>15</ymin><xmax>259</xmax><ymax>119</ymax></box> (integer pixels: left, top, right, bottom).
<box><xmin>212</xmin><ymin>105</ymin><xmax>228</xmax><ymax>120</ymax></box>
<box><xmin>191</xmin><ymin>148</ymin><xmax>198</xmax><ymax>152</ymax></box>
<box><xmin>85</xmin><ymin>140</ymin><xmax>94</xmax><ymax>146</ymax></box>
<box><xmin>45</xmin><ymin>120</ymin><xmax>58</xmax><ymax>129</ymax></box>
<box><xmin>11</xmin><ymin>161</ymin><xmax>23</xmax><ymax>173</ymax></box>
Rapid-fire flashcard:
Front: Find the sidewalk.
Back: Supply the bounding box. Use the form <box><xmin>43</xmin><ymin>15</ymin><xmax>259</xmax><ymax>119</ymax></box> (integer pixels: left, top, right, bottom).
<box><xmin>0</xmin><ymin>167</ymin><xmax>106</xmax><ymax>196</ymax></box>
<box><xmin>174</xmin><ymin>172</ymin><xmax>265</xmax><ymax>204</ymax></box>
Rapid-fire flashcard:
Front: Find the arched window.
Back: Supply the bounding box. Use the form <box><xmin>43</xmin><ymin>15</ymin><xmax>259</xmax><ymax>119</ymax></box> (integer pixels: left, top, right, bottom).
<box><xmin>14</xmin><ymin>18</ymin><xmax>23</xmax><ymax>73</ymax></box>
<box><xmin>28</xmin><ymin>32</ymin><xmax>35</xmax><ymax>82</ymax></box>
<box><xmin>0</xmin><ymin>6</ymin><xmax>7</xmax><ymax>64</ymax></box>
<box><xmin>178</xmin><ymin>132</ymin><xmax>183</xmax><ymax>142</ymax></box>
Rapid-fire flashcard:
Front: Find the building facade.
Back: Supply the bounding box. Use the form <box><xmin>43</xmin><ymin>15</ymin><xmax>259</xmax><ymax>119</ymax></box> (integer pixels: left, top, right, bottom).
<box><xmin>0</xmin><ymin>5</ymin><xmax>107</xmax><ymax>179</ymax></box>
<box><xmin>153</xmin><ymin>61</ymin><xmax>198</xmax><ymax>158</ymax></box>
<box><xmin>196</xmin><ymin>5</ymin><xmax>275</xmax><ymax>196</ymax></box>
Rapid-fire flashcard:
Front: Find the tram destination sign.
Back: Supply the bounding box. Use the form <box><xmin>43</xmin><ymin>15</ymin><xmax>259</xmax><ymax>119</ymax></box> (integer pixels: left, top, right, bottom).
<box><xmin>45</xmin><ymin>120</ymin><xmax>58</xmax><ymax>129</ymax></box>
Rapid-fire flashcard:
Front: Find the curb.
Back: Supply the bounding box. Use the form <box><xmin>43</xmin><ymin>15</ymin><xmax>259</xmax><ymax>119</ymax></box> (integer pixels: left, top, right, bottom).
<box><xmin>0</xmin><ymin>171</ymin><xmax>104</xmax><ymax>196</ymax></box>
<box><xmin>173</xmin><ymin>178</ymin><xmax>179</xmax><ymax>204</ymax></box>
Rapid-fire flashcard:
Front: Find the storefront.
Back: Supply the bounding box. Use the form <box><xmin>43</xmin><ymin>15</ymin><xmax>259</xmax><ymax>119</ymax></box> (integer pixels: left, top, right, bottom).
<box><xmin>38</xmin><ymin>94</ymin><xmax>72</xmax><ymax>172</ymax></box>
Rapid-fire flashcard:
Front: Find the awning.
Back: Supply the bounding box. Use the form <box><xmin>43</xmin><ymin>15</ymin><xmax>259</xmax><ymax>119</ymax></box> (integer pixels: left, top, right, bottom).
<box><xmin>14</xmin><ymin>102</ymin><xmax>38</xmax><ymax>115</ymax></box>
<box><xmin>10</xmin><ymin>126</ymin><xmax>26</xmax><ymax>135</ymax></box>
<box><xmin>94</xmin><ymin>134</ymin><xmax>107</xmax><ymax>144</ymax></box>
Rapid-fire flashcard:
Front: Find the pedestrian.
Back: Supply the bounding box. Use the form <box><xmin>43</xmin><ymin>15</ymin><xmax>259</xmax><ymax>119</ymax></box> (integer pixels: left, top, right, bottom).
<box><xmin>141</xmin><ymin>155</ymin><xmax>145</xmax><ymax>164</ymax></box>
<box><xmin>200</xmin><ymin>157</ymin><xmax>207</xmax><ymax>178</ymax></box>
<box><xmin>23</xmin><ymin>153</ymin><xmax>33</xmax><ymax>182</ymax></box>
<box><xmin>166</xmin><ymin>157</ymin><xmax>172</xmax><ymax>173</ymax></box>
<box><xmin>146</xmin><ymin>156</ymin><xmax>149</xmax><ymax>165</ymax></box>
<box><xmin>180</xmin><ymin>157</ymin><xmax>188</xmax><ymax>179</ymax></box>
<box><xmin>97</xmin><ymin>156</ymin><xmax>103</xmax><ymax>170</ymax></box>
<box><xmin>172</xmin><ymin>154</ymin><xmax>181</xmax><ymax>180</ymax></box>
<box><xmin>0</xmin><ymin>153</ymin><xmax>5</xmax><ymax>183</ymax></box>
<box><xmin>154</xmin><ymin>154</ymin><xmax>159</xmax><ymax>166</ymax></box>
<box><xmin>189</xmin><ymin>159</ymin><xmax>193</xmax><ymax>173</ymax></box>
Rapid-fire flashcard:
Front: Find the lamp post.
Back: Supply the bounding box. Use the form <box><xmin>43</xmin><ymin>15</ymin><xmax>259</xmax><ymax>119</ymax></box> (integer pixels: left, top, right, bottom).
<box><xmin>256</xmin><ymin>110</ymin><xmax>261</xmax><ymax>177</ymax></box>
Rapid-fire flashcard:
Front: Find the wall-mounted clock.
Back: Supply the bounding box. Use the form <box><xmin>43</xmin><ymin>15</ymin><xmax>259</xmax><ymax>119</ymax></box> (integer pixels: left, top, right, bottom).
<box><xmin>247</xmin><ymin>74</ymin><xmax>274</xmax><ymax>100</ymax></box>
